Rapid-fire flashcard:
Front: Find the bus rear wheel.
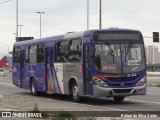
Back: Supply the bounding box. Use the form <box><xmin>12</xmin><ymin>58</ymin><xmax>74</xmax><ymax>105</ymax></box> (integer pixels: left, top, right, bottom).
<box><xmin>113</xmin><ymin>96</ymin><xmax>125</xmax><ymax>102</ymax></box>
<box><xmin>71</xmin><ymin>82</ymin><xmax>81</xmax><ymax>102</ymax></box>
<box><xmin>30</xmin><ymin>79</ymin><xmax>38</xmax><ymax>96</ymax></box>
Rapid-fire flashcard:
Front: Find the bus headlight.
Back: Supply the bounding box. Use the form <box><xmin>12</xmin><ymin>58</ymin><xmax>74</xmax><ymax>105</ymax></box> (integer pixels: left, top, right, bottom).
<box><xmin>93</xmin><ymin>77</ymin><xmax>108</xmax><ymax>88</ymax></box>
<box><xmin>136</xmin><ymin>76</ymin><xmax>146</xmax><ymax>86</ymax></box>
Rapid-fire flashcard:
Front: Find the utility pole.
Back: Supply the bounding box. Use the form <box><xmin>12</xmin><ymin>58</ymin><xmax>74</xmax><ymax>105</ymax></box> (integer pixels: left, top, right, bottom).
<box><xmin>6</xmin><ymin>45</ymin><xmax>9</xmax><ymax>64</ymax></box>
<box><xmin>16</xmin><ymin>0</ymin><xmax>18</xmax><ymax>39</ymax></box>
<box><xmin>18</xmin><ymin>25</ymin><xmax>23</xmax><ymax>37</ymax></box>
<box><xmin>99</xmin><ymin>0</ymin><xmax>102</xmax><ymax>29</ymax></box>
<box><xmin>87</xmin><ymin>0</ymin><xmax>89</xmax><ymax>30</ymax></box>
<box><xmin>13</xmin><ymin>33</ymin><xmax>17</xmax><ymax>40</ymax></box>
<box><xmin>37</xmin><ymin>12</ymin><xmax>45</xmax><ymax>38</ymax></box>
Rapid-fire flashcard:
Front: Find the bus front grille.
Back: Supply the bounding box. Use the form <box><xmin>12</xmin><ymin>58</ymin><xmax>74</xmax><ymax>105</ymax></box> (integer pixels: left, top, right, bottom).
<box><xmin>113</xmin><ymin>89</ymin><xmax>132</xmax><ymax>94</ymax></box>
<box><xmin>107</xmin><ymin>77</ymin><xmax>137</xmax><ymax>82</ymax></box>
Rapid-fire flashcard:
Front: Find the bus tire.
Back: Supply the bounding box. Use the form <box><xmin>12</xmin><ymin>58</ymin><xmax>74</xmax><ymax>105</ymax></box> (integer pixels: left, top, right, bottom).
<box><xmin>71</xmin><ymin>82</ymin><xmax>81</xmax><ymax>102</ymax></box>
<box><xmin>30</xmin><ymin>79</ymin><xmax>38</xmax><ymax>96</ymax></box>
<box><xmin>113</xmin><ymin>96</ymin><xmax>125</xmax><ymax>102</ymax></box>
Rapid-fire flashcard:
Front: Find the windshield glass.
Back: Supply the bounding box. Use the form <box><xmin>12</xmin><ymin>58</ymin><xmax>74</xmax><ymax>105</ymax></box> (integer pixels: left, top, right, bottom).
<box><xmin>122</xmin><ymin>44</ymin><xmax>145</xmax><ymax>73</ymax></box>
<box><xmin>95</xmin><ymin>44</ymin><xmax>122</xmax><ymax>74</ymax></box>
<box><xmin>94</xmin><ymin>44</ymin><xmax>145</xmax><ymax>74</ymax></box>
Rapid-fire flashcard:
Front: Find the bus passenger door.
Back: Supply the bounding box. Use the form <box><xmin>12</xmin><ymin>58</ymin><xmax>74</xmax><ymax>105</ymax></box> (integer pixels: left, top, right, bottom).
<box><xmin>45</xmin><ymin>49</ymin><xmax>55</xmax><ymax>93</ymax></box>
<box><xmin>83</xmin><ymin>45</ymin><xmax>93</xmax><ymax>96</ymax></box>
<box><xmin>20</xmin><ymin>50</ymin><xmax>25</xmax><ymax>88</ymax></box>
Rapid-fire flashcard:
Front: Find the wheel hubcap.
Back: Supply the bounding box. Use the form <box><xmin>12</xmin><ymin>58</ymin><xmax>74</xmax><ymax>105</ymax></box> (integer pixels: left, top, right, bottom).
<box><xmin>73</xmin><ymin>85</ymin><xmax>79</xmax><ymax>99</ymax></box>
<box><xmin>31</xmin><ymin>82</ymin><xmax>35</xmax><ymax>93</ymax></box>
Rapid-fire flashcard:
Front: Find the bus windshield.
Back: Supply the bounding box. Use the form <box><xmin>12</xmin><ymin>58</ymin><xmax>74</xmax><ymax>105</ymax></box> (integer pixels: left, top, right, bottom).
<box><xmin>94</xmin><ymin>43</ymin><xmax>145</xmax><ymax>74</ymax></box>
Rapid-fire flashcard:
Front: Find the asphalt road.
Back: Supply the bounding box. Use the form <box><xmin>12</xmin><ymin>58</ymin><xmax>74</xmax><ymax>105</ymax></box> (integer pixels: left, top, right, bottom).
<box><xmin>0</xmin><ymin>76</ymin><xmax>160</xmax><ymax>119</ymax></box>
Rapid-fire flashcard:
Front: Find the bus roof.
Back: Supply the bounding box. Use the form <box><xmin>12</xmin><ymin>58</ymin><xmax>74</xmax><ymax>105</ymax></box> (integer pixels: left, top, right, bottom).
<box><xmin>14</xmin><ymin>34</ymin><xmax>64</xmax><ymax>47</ymax></box>
<box><xmin>88</xmin><ymin>28</ymin><xmax>141</xmax><ymax>34</ymax></box>
<box><xmin>13</xmin><ymin>28</ymin><xmax>141</xmax><ymax>47</ymax></box>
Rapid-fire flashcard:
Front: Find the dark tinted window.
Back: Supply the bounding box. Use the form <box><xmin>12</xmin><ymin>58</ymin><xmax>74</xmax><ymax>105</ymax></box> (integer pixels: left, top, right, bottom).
<box><xmin>13</xmin><ymin>47</ymin><xmax>20</xmax><ymax>64</ymax></box>
<box><xmin>37</xmin><ymin>44</ymin><xmax>44</xmax><ymax>63</ymax></box>
<box><xmin>25</xmin><ymin>46</ymin><xmax>29</xmax><ymax>63</ymax></box>
<box><xmin>56</xmin><ymin>41</ymin><xmax>68</xmax><ymax>62</ymax></box>
<box><xmin>69</xmin><ymin>39</ymin><xmax>82</xmax><ymax>62</ymax></box>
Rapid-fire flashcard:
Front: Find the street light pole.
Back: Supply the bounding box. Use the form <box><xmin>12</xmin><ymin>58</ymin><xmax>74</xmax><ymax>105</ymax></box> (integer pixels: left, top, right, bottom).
<box><xmin>18</xmin><ymin>25</ymin><xmax>23</xmax><ymax>37</ymax></box>
<box><xmin>16</xmin><ymin>0</ymin><xmax>18</xmax><ymax>39</ymax></box>
<box><xmin>13</xmin><ymin>33</ymin><xmax>17</xmax><ymax>40</ymax></box>
<box><xmin>99</xmin><ymin>0</ymin><xmax>102</xmax><ymax>29</ymax></box>
<box><xmin>6</xmin><ymin>45</ymin><xmax>9</xmax><ymax>64</ymax></box>
<box><xmin>37</xmin><ymin>12</ymin><xmax>45</xmax><ymax>38</ymax></box>
<box><xmin>87</xmin><ymin>0</ymin><xmax>89</xmax><ymax>30</ymax></box>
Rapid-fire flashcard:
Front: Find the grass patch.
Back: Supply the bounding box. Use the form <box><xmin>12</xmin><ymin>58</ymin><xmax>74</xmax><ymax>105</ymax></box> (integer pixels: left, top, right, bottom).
<box><xmin>157</xmin><ymin>84</ymin><xmax>160</xmax><ymax>87</ymax></box>
<box><xmin>32</xmin><ymin>102</ymin><xmax>49</xmax><ymax>119</ymax></box>
<box><xmin>52</xmin><ymin>111</ymin><xmax>76</xmax><ymax>120</ymax></box>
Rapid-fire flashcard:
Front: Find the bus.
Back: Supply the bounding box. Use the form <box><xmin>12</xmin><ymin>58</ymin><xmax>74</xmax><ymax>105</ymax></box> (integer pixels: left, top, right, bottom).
<box><xmin>12</xmin><ymin>28</ymin><xmax>147</xmax><ymax>102</ymax></box>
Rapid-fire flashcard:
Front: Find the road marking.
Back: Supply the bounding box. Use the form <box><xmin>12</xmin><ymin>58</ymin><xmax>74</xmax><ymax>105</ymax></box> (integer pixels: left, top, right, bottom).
<box><xmin>126</xmin><ymin>99</ymin><xmax>160</xmax><ymax>105</ymax></box>
<box><xmin>0</xmin><ymin>94</ymin><xmax>3</xmax><ymax>98</ymax></box>
<box><xmin>0</xmin><ymin>77</ymin><xmax>12</xmax><ymax>79</ymax></box>
<box><xmin>48</xmin><ymin>99</ymin><xmax>127</xmax><ymax>111</ymax></box>
<box><xmin>1</xmin><ymin>92</ymin><xmax>126</xmax><ymax>111</ymax></box>
<box><xmin>0</xmin><ymin>83</ymin><xmax>14</xmax><ymax>86</ymax></box>
<box><xmin>1</xmin><ymin>92</ymin><xmax>126</xmax><ymax>112</ymax></box>
<box><xmin>0</xmin><ymin>108</ymin><xmax>18</xmax><ymax>111</ymax></box>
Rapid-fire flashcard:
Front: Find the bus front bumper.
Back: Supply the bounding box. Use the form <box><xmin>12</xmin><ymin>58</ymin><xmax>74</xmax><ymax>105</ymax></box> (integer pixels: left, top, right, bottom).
<box><xmin>93</xmin><ymin>83</ymin><xmax>147</xmax><ymax>98</ymax></box>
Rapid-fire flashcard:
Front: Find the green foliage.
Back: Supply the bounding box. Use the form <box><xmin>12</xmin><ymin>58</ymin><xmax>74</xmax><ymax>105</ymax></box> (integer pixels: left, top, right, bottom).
<box><xmin>157</xmin><ymin>84</ymin><xmax>160</xmax><ymax>87</ymax></box>
<box><xmin>41</xmin><ymin>111</ymin><xmax>49</xmax><ymax>119</ymax></box>
<box><xmin>32</xmin><ymin>102</ymin><xmax>49</xmax><ymax>119</ymax></box>
<box><xmin>32</xmin><ymin>102</ymin><xmax>39</xmax><ymax>112</ymax></box>
<box><xmin>52</xmin><ymin>111</ymin><xmax>76</xmax><ymax>120</ymax></box>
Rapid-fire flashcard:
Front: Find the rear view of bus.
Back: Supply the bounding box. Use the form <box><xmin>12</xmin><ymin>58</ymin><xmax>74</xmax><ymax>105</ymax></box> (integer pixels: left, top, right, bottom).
<box><xmin>91</xmin><ymin>29</ymin><xmax>146</xmax><ymax>101</ymax></box>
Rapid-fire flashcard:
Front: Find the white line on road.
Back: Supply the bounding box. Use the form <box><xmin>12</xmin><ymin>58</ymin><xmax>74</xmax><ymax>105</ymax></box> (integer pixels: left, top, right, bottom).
<box><xmin>1</xmin><ymin>83</ymin><xmax>159</xmax><ymax>111</ymax></box>
<box><xmin>126</xmin><ymin>99</ymin><xmax>160</xmax><ymax>105</ymax></box>
<box><xmin>0</xmin><ymin>108</ymin><xmax>18</xmax><ymax>111</ymax></box>
<box><xmin>47</xmin><ymin>99</ymin><xmax>127</xmax><ymax>111</ymax></box>
<box><xmin>0</xmin><ymin>77</ymin><xmax>12</xmax><ymax>79</ymax></box>
<box><xmin>0</xmin><ymin>83</ymin><xmax>14</xmax><ymax>86</ymax></box>
<box><xmin>0</xmin><ymin>94</ymin><xmax>3</xmax><ymax>98</ymax></box>
<box><xmin>1</xmin><ymin>92</ymin><xmax>127</xmax><ymax>111</ymax></box>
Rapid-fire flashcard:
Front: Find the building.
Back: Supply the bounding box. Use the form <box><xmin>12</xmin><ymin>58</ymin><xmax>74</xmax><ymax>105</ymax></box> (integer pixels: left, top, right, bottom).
<box><xmin>146</xmin><ymin>46</ymin><xmax>159</xmax><ymax>64</ymax></box>
<box><xmin>159</xmin><ymin>52</ymin><xmax>160</xmax><ymax>63</ymax></box>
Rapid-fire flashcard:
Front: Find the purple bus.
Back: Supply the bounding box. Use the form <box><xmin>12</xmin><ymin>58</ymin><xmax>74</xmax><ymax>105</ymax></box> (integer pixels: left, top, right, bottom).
<box><xmin>12</xmin><ymin>28</ymin><xmax>147</xmax><ymax>102</ymax></box>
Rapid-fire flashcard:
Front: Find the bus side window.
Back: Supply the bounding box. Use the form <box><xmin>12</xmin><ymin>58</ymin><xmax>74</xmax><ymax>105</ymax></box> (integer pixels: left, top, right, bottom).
<box><xmin>56</xmin><ymin>41</ymin><xmax>68</xmax><ymax>63</ymax></box>
<box><xmin>29</xmin><ymin>45</ymin><xmax>37</xmax><ymax>64</ymax></box>
<box><xmin>13</xmin><ymin>47</ymin><xmax>20</xmax><ymax>64</ymax></box>
<box><xmin>25</xmin><ymin>46</ymin><xmax>29</xmax><ymax>63</ymax></box>
<box><xmin>37</xmin><ymin>44</ymin><xmax>44</xmax><ymax>63</ymax></box>
<box><xmin>69</xmin><ymin>39</ymin><xmax>82</xmax><ymax>63</ymax></box>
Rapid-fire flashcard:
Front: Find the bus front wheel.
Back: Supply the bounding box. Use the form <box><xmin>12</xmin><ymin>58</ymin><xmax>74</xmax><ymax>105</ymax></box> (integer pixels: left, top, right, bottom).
<box><xmin>113</xmin><ymin>96</ymin><xmax>125</xmax><ymax>102</ymax></box>
<box><xmin>30</xmin><ymin>79</ymin><xmax>38</xmax><ymax>96</ymax></box>
<box><xmin>71</xmin><ymin>82</ymin><xmax>81</xmax><ymax>102</ymax></box>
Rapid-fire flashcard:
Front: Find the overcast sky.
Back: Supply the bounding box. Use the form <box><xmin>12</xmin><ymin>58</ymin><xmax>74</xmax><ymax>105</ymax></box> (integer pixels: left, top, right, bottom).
<box><xmin>0</xmin><ymin>0</ymin><xmax>160</xmax><ymax>56</ymax></box>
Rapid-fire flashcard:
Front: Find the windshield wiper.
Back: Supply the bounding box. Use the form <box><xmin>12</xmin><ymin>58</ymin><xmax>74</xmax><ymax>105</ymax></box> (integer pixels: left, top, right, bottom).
<box><xmin>124</xmin><ymin>42</ymin><xmax>133</xmax><ymax>60</ymax></box>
